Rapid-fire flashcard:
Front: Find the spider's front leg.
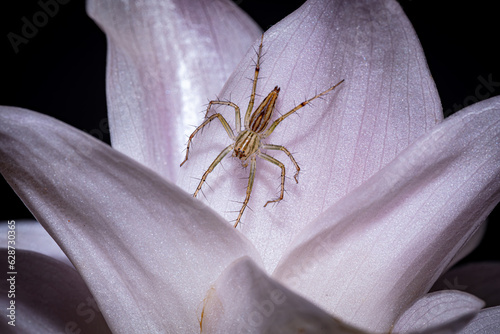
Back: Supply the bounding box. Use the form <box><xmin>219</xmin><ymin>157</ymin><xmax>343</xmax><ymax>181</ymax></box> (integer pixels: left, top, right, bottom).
<box><xmin>262</xmin><ymin>144</ymin><xmax>300</xmax><ymax>182</ymax></box>
<box><xmin>258</xmin><ymin>152</ymin><xmax>287</xmax><ymax>208</ymax></box>
<box><xmin>235</xmin><ymin>155</ymin><xmax>257</xmax><ymax>228</ymax></box>
<box><xmin>180</xmin><ymin>113</ymin><xmax>235</xmax><ymax>167</ymax></box>
<box><xmin>194</xmin><ymin>144</ymin><xmax>234</xmax><ymax>198</ymax></box>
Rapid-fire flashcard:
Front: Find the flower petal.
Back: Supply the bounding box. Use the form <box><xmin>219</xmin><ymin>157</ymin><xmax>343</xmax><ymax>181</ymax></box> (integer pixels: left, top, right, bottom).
<box><xmin>87</xmin><ymin>0</ymin><xmax>261</xmax><ymax>183</ymax></box>
<box><xmin>273</xmin><ymin>97</ymin><xmax>500</xmax><ymax>332</ymax></box>
<box><xmin>458</xmin><ymin>306</ymin><xmax>500</xmax><ymax>333</ymax></box>
<box><xmin>0</xmin><ymin>107</ymin><xmax>262</xmax><ymax>332</ymax></box>
<box><xmin>0</xmin><ymin>249</ymin><xmax>111</xmax><ymax>333</ymax></box>
<box><xmin>431</xmin><ymin>262</ymin><xmax>500</xmax><ymax>308</ymax></box>
<box><xmin>176</xmin><ymin>0</ymin><xmax>442</xmax><ymax>271</ymax></box>
<box><xmin>0</xmin><ymin>220</ymin><xmax>71</xmax><ymax>266</ymax></box>
<box><xmin>200</xmin><ymin>257</ymin><xmax>366</xmax><ymax>334</ymax></box>
<box><xmin>392</xmin><ymin>290</ymin><xmax>483</xmax><ymax>333</ymax></box>
<box><xmin>446</xmin><ymin>221</ymin><xmax>487</xmax><ymax>269</ymax></box>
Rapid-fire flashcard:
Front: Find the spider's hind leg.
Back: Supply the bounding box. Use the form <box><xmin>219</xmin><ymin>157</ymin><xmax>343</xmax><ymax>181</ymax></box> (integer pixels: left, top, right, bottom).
<box><xmin>244</xmin><ymin>34</ymin><xmax>265</xmax><ymax>129</ymax></box>
<box><xmin>262</xmin><ymin>79</ymin><xmax>345</xmax><ymax>139</ymax></box>
<box><xmin>205</xmin><ymin>100</ymin><xmax>242</xmax><ymax>133</ymax></box>
<box><xmin>180</xmin><ymin>113</ymin><xmax>235</xmax><ymax>167</ymax></box>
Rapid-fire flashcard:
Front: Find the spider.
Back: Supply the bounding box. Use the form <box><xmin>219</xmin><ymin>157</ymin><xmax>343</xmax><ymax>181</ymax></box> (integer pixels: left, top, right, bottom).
<box><xmin>180</xmin><ymin>35</ymin><xmax>344</xmax><ymax>228</ymax></box>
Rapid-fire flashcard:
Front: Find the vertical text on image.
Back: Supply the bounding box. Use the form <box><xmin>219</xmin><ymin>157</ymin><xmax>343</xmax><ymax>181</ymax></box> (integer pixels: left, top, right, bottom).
<box><xmin>6</xmin><ymin>220</ymin><xmax>17</xmax><ymax>327</ymax></box>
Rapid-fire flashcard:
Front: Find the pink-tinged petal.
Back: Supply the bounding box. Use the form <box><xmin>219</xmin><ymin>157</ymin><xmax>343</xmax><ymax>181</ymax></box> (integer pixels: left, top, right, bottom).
<box><xmin>0</xmin><ymin>220</ymin><xmax>71</xmax><ymax>267</ymax></box>
<box><xmin>176</xmin><ymin>0</ymin><xmax>441</xmax><ymax>271</ymax></box>
<box><xmin>0</xmin><ymin>107</ymin><xmax>262</xmax><ymax>333</ymax></box>
<box><xmin>273</xmin><ymin>98</ymin><xmax>500</xmax><ymax>332</ymax></box>
<box><xmin>200</xmin><ymin>257</ymin><xmax>366</xmax><ymax>334</ymax></box>
<box><xmin>458</xmin><ymin>306</ymin><xmax>500</xmax><ymax>334</ymax></box>
<box><xmin>431</xmin><ymin>262</ymin><xmax>500</xmax><ymax>308</ymax></box>
<box><xmin>87</xmin><ymin>0</ymin><xmax>261</xmax><ymax>182</ymax></box>
<box><xmin>0</xmin><ymin>249</ymin><xmax>111</xmax><ymax>334</ymax></box>
<box><xmin>446</xmin><ymin>222</ymin><xmax>487</xmax><ymax>269</ymax></box>
<box><xmin>392</xmin><ymin>290</ymin><xmax>483</xmax><ymax>333</ymax></box>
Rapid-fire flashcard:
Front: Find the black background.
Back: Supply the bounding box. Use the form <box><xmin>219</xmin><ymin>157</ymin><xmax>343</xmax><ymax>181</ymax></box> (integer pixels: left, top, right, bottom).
<box><xmin>0</xmin><ymin>0</ymin><xmax>498</xmax><ymax>266</ymax></box>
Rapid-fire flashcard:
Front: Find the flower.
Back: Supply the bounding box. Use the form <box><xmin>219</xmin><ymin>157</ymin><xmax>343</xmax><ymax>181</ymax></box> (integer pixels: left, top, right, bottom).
<box><xmin>1</xmin><ymin>0</ymin><xmax>499</xmax><ymax>333</ymax></box>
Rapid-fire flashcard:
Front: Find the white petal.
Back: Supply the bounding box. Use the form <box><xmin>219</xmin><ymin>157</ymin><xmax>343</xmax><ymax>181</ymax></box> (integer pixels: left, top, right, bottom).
<box><xmin>0</xmin><ymin>249</ymin><xmax>111</xmax><ymax>333</ymax></box>
<box><xmin>176</xmin><ymin>0</ymin><xmax>442</xmax><ymax>271</ymax></box>
<box><xmin>0</xmin><ymin>220</ymin><xmax>71</xmax><ymax>267</ymax></box>
<box><xmin>200</xmin><ymin>257</ymin><xmax>366</xmax><ymax>334</ymax></box>
<box><xmin>0</xmin><ymin>107</ymin><xmax>261</xmax><ymax>333</ymax></box>
<box><xmin>446</xmin><ymin>221</ymin><xmax>487</xmax><ymax>269</ymax></box>
<box><xmin>393</xmin><ymin>290</ymin><xmax>483</xmax><ymax>333</ymax></box>
<box><xmin>458</xmin><ymin>306</ymin><xmax>500</xmax><ymax>334</ymax></box>
<box><xmin>273</xmin><ymin>97</ymin><xmax>500</xmax><ymax>332</ymax></box>
<box><xmin>87</xmin><ymin>0</ymin><xmax>261</xmax><ymax>182</ymax></box>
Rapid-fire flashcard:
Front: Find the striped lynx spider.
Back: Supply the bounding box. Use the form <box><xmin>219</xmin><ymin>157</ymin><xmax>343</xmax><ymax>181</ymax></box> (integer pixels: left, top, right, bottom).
<box><xmin>181</xmin><ymin>35</ymin><xmax>343</xmax><ymax>227</ymax></box>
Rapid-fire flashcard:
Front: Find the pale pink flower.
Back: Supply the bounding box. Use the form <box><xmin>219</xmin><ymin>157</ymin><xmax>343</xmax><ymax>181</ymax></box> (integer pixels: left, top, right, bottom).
<box><xmin>1</xmin><ymin>0</ymin><xmax>499</xmax><ymax>333</ymax></box>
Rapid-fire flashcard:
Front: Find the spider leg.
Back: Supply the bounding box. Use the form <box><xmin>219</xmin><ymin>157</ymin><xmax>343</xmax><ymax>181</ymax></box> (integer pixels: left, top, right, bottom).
<box><xmin>258</xmin><ymin>152</ymin><xmax>286</xmax><ymax>207</ymax></box>
<box><xmin>262</xmin><ymin>79</ymin><xmax>344</xmax><ymax>139</ymax></box>
<box><xmin>194</xmin><ymin>144</ymin><xmax>234</xmax><ymax>198</ymax></box>
<box><xmin>206</xmin><ymin>100</ymin><xmax>241</xmax><ymax>133</ymax></box>
<box><xmin>180</xmin><ymin>113</ymin><xmax>235</xmax><ymax>167</ymax></box>
<box><xmin>234</xmin><ymin>155</ymin><xmax>257</xmax><ymax>228</ymax></box>
<box><xmin>244</xmin><ymin>34</ymin><xmax>264</xmax><ymax>129</ymax></box>
<box><xmin>262</xmin><ymin>144</ymin><xmax>300</xmax><ymax>182</ymax></box>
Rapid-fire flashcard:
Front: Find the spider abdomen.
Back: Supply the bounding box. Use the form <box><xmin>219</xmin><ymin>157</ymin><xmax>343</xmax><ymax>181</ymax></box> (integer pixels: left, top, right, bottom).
<box><xmin>234</xmin><ymin>130</ymin><xmax>261</xmax><ymax>160</ymax></box>
<box><xmin>249</xmin><ymin>86</ymin><xmax>280</xmax><ymax>133</ymax></box>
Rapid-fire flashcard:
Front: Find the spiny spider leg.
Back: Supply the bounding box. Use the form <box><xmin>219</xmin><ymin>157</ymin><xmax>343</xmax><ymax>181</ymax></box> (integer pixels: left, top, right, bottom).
<box><xmin>263</xmin><ymin>79</ymin><xmax>345</xmax><ymax>139</ymax></box>
<box><xmin>194</xmin><ymin>144</ymin><xmax>234</xmax><ymax>198</ymax></box>
<box><xmin>257</xmin><ymin>152</ymin><xmax>286</xmax><ymax>208</ymax></box>
<box><xmin>244</xmin><ymin>35</ymin><xmax>264</xmax><ymax>129</ymax></box>
<box><xmin>235</xmin><ymin>155</ymin><xmax>257</xmax><ymax>227</ymax></box>
<box><xmin>205</xmin><ymin>100</ymin><xmax>241</xmax><ymax>132</ymax></box>
<box><xmin>262</xmin><ymin>144</ymin><xmax>300</xmax><ymax>182</ymax></box>
<box><xmin>180</xmin><ymin>113</ymin><xmax>235</xmax><ymax>167</ymax></box>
